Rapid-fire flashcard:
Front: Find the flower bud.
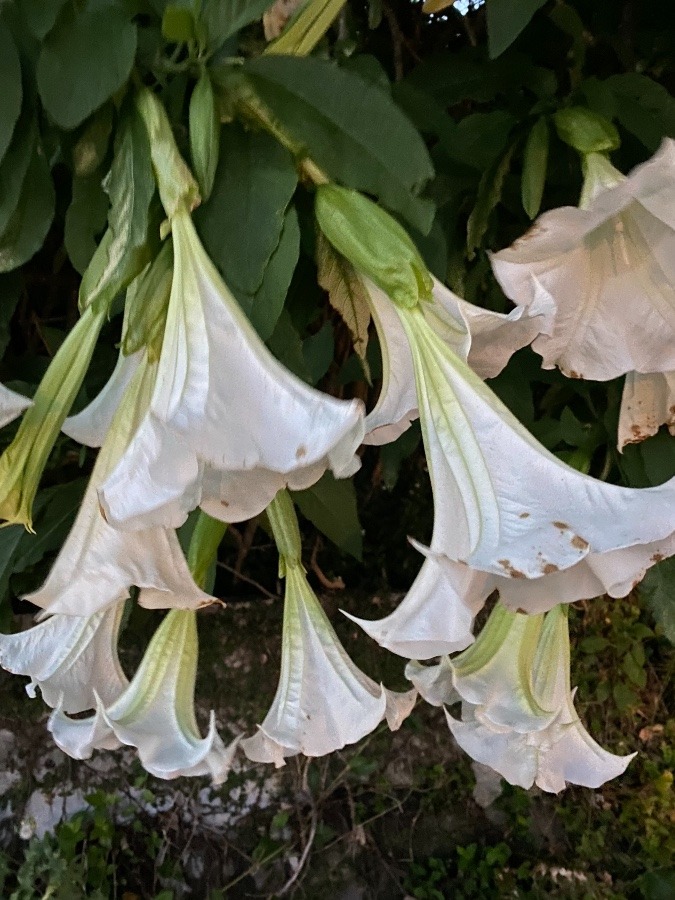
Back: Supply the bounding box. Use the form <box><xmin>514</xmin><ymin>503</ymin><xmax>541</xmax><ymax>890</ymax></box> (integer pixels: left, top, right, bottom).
<box><xmin>315</xmin><ymin>184</ymin><xmax>432</xmax><ymax>310</ymax></box>
<box><xmin>554</xmin><ymin>106</ymin><xmax>620</xmax><ymax>155</ymax></box>
<box><xmin>189</xmin><ymin>70</ymin><xmax>220</xmax><ymax>202</ymax></box>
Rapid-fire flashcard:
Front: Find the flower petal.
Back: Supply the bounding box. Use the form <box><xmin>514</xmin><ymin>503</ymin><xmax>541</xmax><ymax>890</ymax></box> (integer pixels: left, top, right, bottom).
<box><xmin>401</xmin><ymin>304</ymin><xmax>675</xmax><ymax>578</ymax></box>
<box><xmin>49</xmin><ymin>697</ymin><xmax>121</xmax><ymax>759</ymax></box>
<box><xmin>63</xmin><ymin>350</ymin><xmax>143</xmax><ymax>447</ymax></box>
<box><xmin>100</xmin><ymin>209</ymin><xmax>364</xmax><ymax>531</ymax></box>
<box><xmin>0</xmin><ymin>603</ymin><xmax>127</xmax><ymax>713</ymax></box>
<box><xmin>0</xmin><ymin>383</ymin><xmax>31</xmax><ymax>429</ymax></box>
<box><xmin>490</xmin><ymin>139</ymin><xmax>675</xmax><ymax>381</ymax></box>
<box><xmin>618</xmin><ymin>370</ymin><xmax>675</xmax><ymax>451</ymax></box>
<box><xmin>242</xmin><ymin>564</ymin><xmax>391</xmax><ymax>765</ymax></box>
<box><xmin>345</xmin><ymin>544</ymin><xmax>492</xmax><ymax>659</ymax></box>
<box><xmin>405</xmin><ymin>656</ymin><xmax>457</xmax><ymax>707</ymax></box>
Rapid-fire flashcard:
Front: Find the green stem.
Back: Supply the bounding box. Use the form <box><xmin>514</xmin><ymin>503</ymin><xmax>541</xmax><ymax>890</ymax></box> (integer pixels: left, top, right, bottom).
<box><xmin>267</xmin><ymin>489</ymin><xmax>303</xmax><ymax>570</ymax></box>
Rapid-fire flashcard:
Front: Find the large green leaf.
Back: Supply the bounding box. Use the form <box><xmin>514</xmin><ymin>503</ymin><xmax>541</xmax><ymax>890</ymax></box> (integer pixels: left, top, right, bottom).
<box><xmin>243</xmin><ymin>205</ymin><xmax>300</xmax><ymax>341</ymax></box>
<box><xmin>521</xmin><ymin>116</ymin><xmax>549</xmax><ymax>219</ymax></box>
<box><xmin>640</xmin><ymin>557</ymin><xmax>675</xmax><ymax>645</ymax></box>
<box><xmin>293</xmin><ymin>472</ymin><xmax>363</xmax><ymax>560</ymax></box>
<box><xmin>235</xmin><ymin>56</ymin><xmax>435</xmax><ymax>232</ymax></box>
<box><xmin>18</xmin><ymin>0</ymin><xmax>68</xmax><ymax>40</ymax></box>
<box><xmin>486</xmin><ymin>0</ymin><xmax>547</xmax><ymax>59</ymax></box>
<box><xmin>65</xmin><ymin>174</ymin><xmax>110</xmax><ymax>275</ymax></box>
<box><xmin>605</xmin><ymin>73</ymin><xmax>675</xmax><ymax>152</ymax></box>
<box><xmin>195</xmin><ymin>122</ymin><xmax>298</xmax><ymax>296</ymax></box>
<box><xmin>0</xmin><ymin>147</ymin><xmax>55</xmax><ymax>273</ymax></box>
<box><xmin>0</xmin><ymin>23</ymin><xmax>22</xmax><ymax>165</ymax></box>
<box><xmin>0</xmin><ymin>272</ymin><xmax>21</xmax><ymax>358</ymax></box>
<box><xmin>79</xmin><ymin>109</ymin><xmax>156</xmax><ymax>311</ymax></box>
<box><xmin>201</xmin><ymin>0</ymin><xmax>274</xmax><ymax>49</ymax></box>
<box><xmin>466</xmin><ymin>141</ymin><xmax>517</xmax><ymax>257</ymax></box>
<box><xmin>0</xmin><ymin>117</ymin><xmax>35</xmax><ymax>238</ymax></box>
<box><xmin>37</xmin><ymin>2</ymin><xmax>137</xmax><ymax>129</ymax></box>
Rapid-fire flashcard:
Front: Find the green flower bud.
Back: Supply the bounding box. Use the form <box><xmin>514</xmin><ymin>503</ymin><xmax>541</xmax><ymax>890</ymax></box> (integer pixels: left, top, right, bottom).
<box><xmin>315</xmin><ymin>184</ymin><xmax>432</xmax><ymax>310</ymax></box>
<box><xmin>135</xmin><ymin>88</ymin><xmax>201</xmax><ymax>218</ymax></box>
<box><xmin>554</xmin><ymin>107</ymin><xmax>620</xmax><ymax>155</ymax></box>
<box><xmin>189</xmin><ymin>70</ymin><xmax>220</xmax><ymax>202</ymax></box>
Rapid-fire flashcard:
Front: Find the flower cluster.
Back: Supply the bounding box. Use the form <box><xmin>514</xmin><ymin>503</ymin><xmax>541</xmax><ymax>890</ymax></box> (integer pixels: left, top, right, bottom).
<box><xmin>0</xmin><ymin>86</ymin><xmax>672</xmax><ymax>797</ymax></box>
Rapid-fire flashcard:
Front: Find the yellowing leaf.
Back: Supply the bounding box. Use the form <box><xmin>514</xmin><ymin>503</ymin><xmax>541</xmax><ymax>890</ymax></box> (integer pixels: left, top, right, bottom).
<box><xmin>317</xmin><ymin>234</ymin><xmax>371</xmax><ymax>378</ymax></box>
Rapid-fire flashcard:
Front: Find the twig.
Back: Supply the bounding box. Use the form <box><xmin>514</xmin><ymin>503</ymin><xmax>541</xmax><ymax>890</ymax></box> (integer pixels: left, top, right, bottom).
<box><xmin>310</xmin><ymin>536</ymin><xmax>345</xmax><ymax>590</ymax></box>
<box><xmin>215</xmin><ymin>561</ymin><xmax>280</xmax><ymax>600</ymax></box>
<box><xmin>277</xmin><ymin>762</ymin><xmax>319</xmax><ymax>896</ymax></box>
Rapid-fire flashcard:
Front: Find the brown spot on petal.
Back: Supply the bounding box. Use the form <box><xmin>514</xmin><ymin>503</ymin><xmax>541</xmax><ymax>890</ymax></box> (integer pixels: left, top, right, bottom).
<box><xmin>651</xmin><ymin>553</ymin><xmax>665</xmax><ymax>563</ymax></box>
<box><xmin>553</xmin><ymin>521</ymin><xmax>570</xmax><ymax>531</ymax></box>
<box><xmin>498</xmin><ymin>559</ymin><xmax>526</xmax><ymax>579</ymax></box>
<box><xmin>542</xmin><ymin>563</ymin><xmax>559</xmax><ymax>574</ymax></box>
<box><xmin>516</xmin><ymin>607</ymin><xmax>528</xmax><ymax>615</ymax></box>
<box><xmin>220</xmin><ymin>499</ymin><xmax>230</xmax><ymax>507</ymax></box>
<box><xmin>571</xmin><ymin>535</ymin><xmax>589</xmax><ymax>550</ymax></box>
<box><xmin>296</xmin><ymin>445</ymin><xmax>307</xmax><ymax>459</ymax></box>
<box><xmin>519</xmin><ymin>512</ymin><xmax>530</xmax><ymax>519</ymax></box>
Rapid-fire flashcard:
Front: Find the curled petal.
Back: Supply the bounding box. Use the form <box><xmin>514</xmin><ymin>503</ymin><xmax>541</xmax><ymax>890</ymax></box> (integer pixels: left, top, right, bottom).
<box><xmin>0</xmin><ymin>603</ymin><xmax>127</xmax><ymax>713</ymax></box>
<box><xmin>490</xmin><ymin>139</ymin><xmax>675</xmax><ymax>381</ymax></box>
<box><xmin>242</xmin><ymin>564</ymin><xmax>411</xmax><ymax>766</ymax></box>
<box><xmin>49</xmin><ymin>698</ymin><xmax>121</xmax><ymax>760</ymax></box>
<box><xmin>345</xmin><ymin>544</ymin><xmax>492</xmax><ymax>659</ymax></box>
<box><xmin>0</xmin><ymin>383</ymin><xmax>31</xmax><ymax>429</ymax></box>
<box><xmin>618</xmin><ymin>370</ymin><xmax>675</xmax><ymax>451</ymax></box>
<box><xmin>101</xmin><ymin>208</ymin><xmax>365</xmax><ymax>530</ymax></box>
<box><xmin>405</xmin><ymin>656</ymin><xmax>457</xmax><ymax>707</ymax></box>
<box><xmin>63</xmin><ymin>351</ymin><xmax>143</xmax><ymax>447</ymax></box>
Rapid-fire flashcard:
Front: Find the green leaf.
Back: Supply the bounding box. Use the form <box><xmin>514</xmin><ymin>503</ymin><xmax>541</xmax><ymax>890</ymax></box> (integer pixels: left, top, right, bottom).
<box><xmin>293</xmin><ymin>472</ymin><xmax>362</xmax><ymax>559</ymax></box>
<box><xmin>605</xmin><ymin>73</ymin><xmax>675</xmax><ymax>152</ymax></box>
<box><xmin>243</xmin><ymin>205</ymin><xmax>300</xmax><ymax>341</ymax></box>
<box><xmin>0</xmin><ymin>23</ymin><xmax>22</xmax><ymax>165</ymax></box>
<box><xmin>72</xmin><ymin>104</ymin><xmax>114</xmax><ymax>177</ymax></box>
<box><xmin>640</xmin><ymin>557</ymin><xmax>675</xmax><ymax>645</ymax></box>
<box><xmin>237</xmin><ymin>56</ymin><xmax>434</xmax><ymax>232</ymax></box>
<box><xmin>317</xmin><ymin>233</ymin><xmax>371</xmax><ymax>372</ymax></box>
<box><xmin>37</xmin><ymin>2</ymin><xmax>137</xmax><ymax>130</ymax></box>
<box><xmin>380</xmin><ymin>422</ymin><xmax>421</xmax><ymax>491</ymax></box>
<box><xmin>0</xmin><ymin>272</ymin><xmax>21</xmax><ymax>358</ymax></box>
<box><xmin>65</xmin><ymin>174</ymin><xmax>110</xmax><ymax>275</ymax></box>
<box><xmin>467</xmin><ymin>141</ymin><xmax>516</xmax><ymax>257</ymax></box>
<box><xmin>189</xmin><ymin>71</ymin><xmax>220</xmax><ymax>201</ymax></box>
<box><xmin>18</xmin><ymin>0</ymin><xmax>68</xmax><ymax>40</ymax></box>
<box><xmin>486</xmin><ymin>0</ymin><xmax>547</xmax><ymax>59</ymax></box>
<box><xmin>267</xmin><ymin>310</ymin><xmax>312</xmax><ymax>382</ymax></box>
<box><xmin>79</xmin><ymin>108</ymin><xmax>156</xmax><ymax>311</ymax></box>
<box><xmin>521</xmin><ymin>116</ymin><xmax>549</xmax><ymax>219</ymax></box>
<box><xmin>0</xmin><ymin>146</ymin><xmax>55</xmax><ymax>274</ymax></box>
<box><xmin>195</xmin><ymin>122</ymin><xmax>297</xmax><ymax>296</ymax></box>
<box><xmin>0</xmin><ymin>523</ymin><xmax>23</xmax><ymax>603</ymax></box>
<box><xmin>201</xmin><ymin>0</ymin><xmax>275</xmax><ymax>49</ymax></box>
<box><xmin>303</xmin><ymin>322</ymin><xmax>334</xmax><ymax>385</ymax></box>
<box><xmin>0</xmin><ymin>116</ymin><xmax>36</xmax><ymax>239</ymax></box>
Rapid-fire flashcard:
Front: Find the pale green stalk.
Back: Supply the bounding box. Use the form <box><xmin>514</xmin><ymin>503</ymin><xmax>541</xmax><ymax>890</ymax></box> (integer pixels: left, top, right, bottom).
<box><xmin>265</xmin><ymin>0</ymin><xmax>348</xmax><ymax>57</ymax></box>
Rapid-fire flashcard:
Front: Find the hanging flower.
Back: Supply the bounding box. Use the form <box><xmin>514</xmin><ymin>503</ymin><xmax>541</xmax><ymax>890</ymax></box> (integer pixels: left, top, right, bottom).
<box><xmin>27</xmin><ymin>351</ymin><xmax>211</xmax><ymax>617</ymax></box>
<box><xmin>99</xmin><ymin>204</ymin><xmax>365</xmax><ymax>532</ymax></box>
<box><xmin>51</xmin><ymin>607</ymin><xmax>239</xmax><ymax>784</ymax></box>
<box><xmin>441</xmin><ymin>605</ymin><xmax>635</xmax><ymax>793</ymax></box>
<box><xmin>490</xmin><ymin>139</ymin><xmax>675</xmax><ymax>382</ymax></box>
<box><xmin>391</xmin><ymin>301</ymin><xmax>675</xmax><ymax>580</ymax></box>
<box><xmin>242</xmin><ymin>490</ymin><xmax>415</xmax><ymax>767</ymax></box>
<box><xmin>0</xmin><ymin>602</ymin><xmax>127</xmax><ymax>713</ymax></box>
<box><xmin>0</xmin><ymin>383</ymin><xmax>31</xmax><ymax>430</ymax></box>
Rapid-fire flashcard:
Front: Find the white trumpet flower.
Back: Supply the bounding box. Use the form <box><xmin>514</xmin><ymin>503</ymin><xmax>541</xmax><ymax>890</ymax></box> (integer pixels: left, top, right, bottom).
<box><xmin>394</xmin><ymin>302</ymin><xmax>675</xmax><ymax>580</ymax></box>
<box><xmin>0</xmin><ymin>383</ymin><xmax>31</xmax><ymax>429</ymax></box>
<box><xmin>490</xmin><ymin>139</ymin><xmax>675</xmax><ymax>381</ymax></box>
<box><xmin>28</xmin><ymin>352</ymin><xmax>211</xmax><ymax>617</ymax></box>
<box><xmin>0</xmin><ymin>602</ymin><xmax>127</xmax><ymax>713</ymax></box>
<box><xmin>242</xmin><ymin>563</ymin><xmax>415</xmax><ymax>767</ymax></box>
<box><xmin>446</xmin><ymin>605</ymin><xmax>635</xmax><ymax>793</ymax></box>
<box><xmin>99</xmin><ymin>207</ymin><xmax>365</xmax><ymax>531</ymax></box>
<box><xmin>51</xmin><ymin>608</ymin><xmax>239</xmax><ymax>783</ymax></box>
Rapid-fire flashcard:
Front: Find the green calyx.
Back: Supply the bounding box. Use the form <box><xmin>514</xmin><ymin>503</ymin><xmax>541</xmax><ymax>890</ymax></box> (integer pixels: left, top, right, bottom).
<box><xmin>135</xmin><ymin>88</ymin><xmax>201</xmax><ymax>219</ymax></box>
<box><xmin>187</xmin><ymin>511</ymin><xmax>228</xmax><ymax>592</ymax></box>
<box><xmin>315</xmin><ymin>184</ymin><xmax>432</xmax><ymax>310</ymax></box>
<box><xmin>578</xmin><ymin>151</ymin><xmax>626</xmax><ymax>209</ymax></box>
<box><xmin>122</xmin><ymin>241</ymin><xmax>173</xmax><ymax>361</ymax></box>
